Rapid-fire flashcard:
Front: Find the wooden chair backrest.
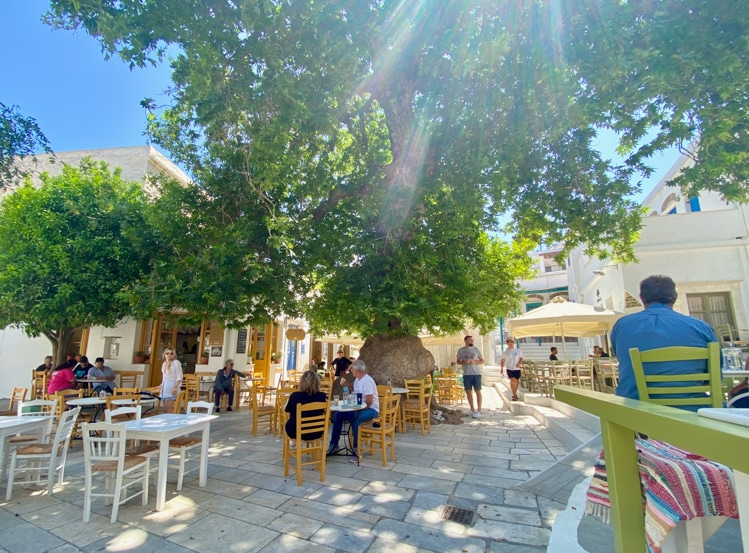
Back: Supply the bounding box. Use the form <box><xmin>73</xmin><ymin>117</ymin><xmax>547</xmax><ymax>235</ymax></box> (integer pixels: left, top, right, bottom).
<box><xmin>114</xmin><ymin>387</ymin><xmax>140</xmax><ymax>396</ymax></box>
<box><xmin>629</xmin><ymin>342</ymin><xmax>723</xmax><ymax>408</ymax></box>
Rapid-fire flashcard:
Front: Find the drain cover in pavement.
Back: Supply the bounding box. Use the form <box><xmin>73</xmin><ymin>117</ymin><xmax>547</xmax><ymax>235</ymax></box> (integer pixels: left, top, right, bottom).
<box><xmin>441</xmin><ymin>505</ymin><xmax>474</xmax><ymax>525</ymax></box>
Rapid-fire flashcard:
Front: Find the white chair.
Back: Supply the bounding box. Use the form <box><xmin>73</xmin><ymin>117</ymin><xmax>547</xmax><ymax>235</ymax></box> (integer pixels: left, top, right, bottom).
<box><xmin>82</xmin><ymin>421</ymin><xmax>151</xmax><ymax>523</ymax></box>
<box><xmin>2</xmin><ymin>399</ymin><xmax>58</xmax><ymax>480</ymax></box>
<box><xmin>6</xmin><ymin>407</ymin><xmax>80</xmax><ymax>500</ymax></box>
<box><xmin>169</xmin><ymin>401</ymin><xmax>214</xmax><ymax>491</ymax></box>
<box><xmin>104</xmin><ymin>406</ymin><xmax>159</xmax><ymax>458</ymax></box>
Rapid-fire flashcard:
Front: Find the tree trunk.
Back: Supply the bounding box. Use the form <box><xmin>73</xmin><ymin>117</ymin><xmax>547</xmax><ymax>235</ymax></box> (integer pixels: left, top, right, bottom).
<box><xmin>357</xmin><ymin>334</ymin><xmax>435</xmax><ymax>386</ymax></box>
<box><xmin>44</xmin><ymin>326</ymin><xmax>77</xmax><ymax>367</ymax></box>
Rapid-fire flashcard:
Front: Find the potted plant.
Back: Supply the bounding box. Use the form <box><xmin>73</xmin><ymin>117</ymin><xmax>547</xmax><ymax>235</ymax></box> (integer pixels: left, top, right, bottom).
<box><xmin>133</xmin><ymin>351</ymin><xmax>146</xmax><ymax>364</ymax></box>
<box><xmin>270</xmin><ymin>351</ymin><xmax>281</xmax><ymax>363</ymax></box>
<box><xmin>199</xmin><ymin>350</ymin><xmax>209</xmax><ymax>364</ymax></box>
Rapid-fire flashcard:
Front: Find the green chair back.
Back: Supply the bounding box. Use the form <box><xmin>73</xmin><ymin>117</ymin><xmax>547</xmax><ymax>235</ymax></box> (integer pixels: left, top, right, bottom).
<box><xmin>629</xmin><ymin>342</ymin><xmax>722</xmax><ymax>408</ymax></box>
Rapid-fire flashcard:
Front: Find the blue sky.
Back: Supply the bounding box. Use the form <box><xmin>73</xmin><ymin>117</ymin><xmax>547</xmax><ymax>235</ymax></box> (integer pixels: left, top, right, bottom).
<box><xmin>0</xmin><ymin>0</ymin><xmax>171</xmax><ymax>152</ymax></box>
<box><xmin>1</xmin><ymin>0</ymin><xmax>680</xmax><ymax>199</ymax></box>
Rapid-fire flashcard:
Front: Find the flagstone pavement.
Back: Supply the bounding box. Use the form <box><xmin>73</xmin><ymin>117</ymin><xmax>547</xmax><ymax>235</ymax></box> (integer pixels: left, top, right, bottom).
<box><xmin>0</xmin><ymin>387</ymin><xmax>569</xmax><ymax>553</ymax></box>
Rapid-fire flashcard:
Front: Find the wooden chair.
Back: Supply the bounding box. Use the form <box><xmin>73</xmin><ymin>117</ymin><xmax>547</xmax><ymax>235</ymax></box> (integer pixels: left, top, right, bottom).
<box><xmin>172</xmin><ymin>390</ymin><xmax>188</xmax><ymax>414</ymax></box>
<box><xmin>252</xmin><ymin>386</ymin><xmax>277</xmax><ymax>436</ymax></box>
<box><xmin>232</xmin><ymin>373</ymin><xmax>251</xmax><ymax>409</ymax></box>
<box><xmin>403</xmin><ymin>380</ymin><xmax>432</xmax><ymax>435</ymax></box>
<box><xmin>436</xmin><ymin>376</ymin><xmax>459</xmax><ymax>405</ymax></box>
<box><xmin>572</xmin><ymin>359</ymin><xmax>595</xmax><ymax>390</ymax></box>
<box><xmin>105</xmin><ymin>394</ymin><xmax>141</xmax><ymax>411</ymax></box>
<box><xmin>113</xmin><ymin>387</ymin><xmax>140</xmax><ymax>396</ymax></box>
<box><xmin>595</xmin><ymin>360</ymin><xmax>620</xmax><ymax>394</ymax></box>
<box><xmin>283</xmin><ymin>401</ymin><xmax>330</xmax><ymax>486</ymax></box>
<box><xmin>273</xmin><ymin>386</ymin><xmax>297</xmax><ymax>436</ymax></box>
<box><xmin>138</xmin><ymin>386</ymin><xmax>162</xmax><ymax>416</ymax></box>
<box><xmin>169</xmin><ymin>401</ymin><xmax>215</xmax><ymax>491</ymax></box>
<box><xmin>32</xmin><ymin>371</ymin><xmax>48</xmax><ymax>400</ymax></box>
<box><xmin>319</xmin><ymin>380</ymin><xmax>333</xmax><ymax>401</ymax></box>
<box><xmin>629</xmin><ymin>342</ymin><xmax>723</xmax><ymax>409</ymax></box>
<box><xmin>53</xmin><ymin>389</ymin><xmax>84</xmax><ymax>420</ymax></box>
<box><xmin>105</xmin><ymin>405</ymin><xmax>159</xmax><ymax>461</ymax></box>
<box><xmin>358</xmin><ymin>394</ymin><xmax>400</xmax><ymax>466</ymax></box>
<box><xmin>1</xmin><ymin>387</ymin><xmax>28</xmax><ymax>415</ymax></box>
<box><xmin>183</xmin><ymin>374</ymin><xmax>201</xmax><ymax>403</ymax></box>
<box><xmin>81</xmin><ymin>421</ymin><xmax>150</xmax><ymax>523</ymax></box>
<box><xmin>116</xmin><ymin>371</ymin><xmax>139</xmax><ymax>389</ymax></box>
<box><xmin>5</xmin><ymin>407</ymin><xmax>80</xmax><ymax>500</ymax></box>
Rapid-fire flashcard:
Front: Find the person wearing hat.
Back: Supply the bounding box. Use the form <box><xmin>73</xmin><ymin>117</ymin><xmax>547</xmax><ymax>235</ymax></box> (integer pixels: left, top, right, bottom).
<box><xmin>457</xmin><ymin>335</ymin><xmax>485</xmax><ymax>418</ymax></box>
<box><xmin>500</xmin><ymin>338</ymin><xmax>524</xmax><ymax>401</ymax></box>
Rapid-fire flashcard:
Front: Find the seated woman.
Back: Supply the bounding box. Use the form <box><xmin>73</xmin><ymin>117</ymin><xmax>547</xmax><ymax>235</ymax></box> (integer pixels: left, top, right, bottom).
<box><xmin>48</xmin><ymin>359</ymin><xmax>77</xmax><ymax>395</ymax></box>
<box><xmin>285</xmin><ymin>370</ymin><xmax>328</xmax><ymax>442</ymax></box>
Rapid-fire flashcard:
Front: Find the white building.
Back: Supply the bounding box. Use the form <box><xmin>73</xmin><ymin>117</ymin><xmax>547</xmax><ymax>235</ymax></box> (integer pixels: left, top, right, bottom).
<box><xmin>567</xmin><ymin>153</ymin><xmax>749</xmax><ymax>349</ymax></box>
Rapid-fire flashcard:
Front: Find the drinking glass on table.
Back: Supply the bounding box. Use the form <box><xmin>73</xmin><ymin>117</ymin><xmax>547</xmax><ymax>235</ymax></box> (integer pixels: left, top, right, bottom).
<box><xmin>333</xmin><ymin>395</ymin><xmax>340</xmax><ymax>406</ymax></box>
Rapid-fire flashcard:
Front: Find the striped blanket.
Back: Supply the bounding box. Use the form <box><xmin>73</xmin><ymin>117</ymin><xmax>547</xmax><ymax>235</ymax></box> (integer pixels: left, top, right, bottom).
<box><xmin>586</xmin><ymin>438</ymin><xmax>738</xmax><ymax>553</ymax></box>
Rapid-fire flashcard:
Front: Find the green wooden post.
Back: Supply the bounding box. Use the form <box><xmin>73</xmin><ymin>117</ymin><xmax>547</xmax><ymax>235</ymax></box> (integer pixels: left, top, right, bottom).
<box><xmin>600</xmin><ymin>418</ymin><xmax>646</xmax><ymax>552</ymax></box>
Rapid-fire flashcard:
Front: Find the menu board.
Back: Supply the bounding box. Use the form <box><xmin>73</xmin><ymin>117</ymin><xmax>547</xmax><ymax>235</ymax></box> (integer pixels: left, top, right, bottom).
<box><xmin>236</xmin><ymin>329</ymin><xmax>248</xmax><ymax>354</ymax></box>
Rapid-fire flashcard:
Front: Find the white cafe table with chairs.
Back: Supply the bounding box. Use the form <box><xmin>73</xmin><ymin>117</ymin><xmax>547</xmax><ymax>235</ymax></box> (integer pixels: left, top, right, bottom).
<box><xmin>121</xmin><ymin>412</ymin><xmax>218</xmax><ymax>511</ymax></box>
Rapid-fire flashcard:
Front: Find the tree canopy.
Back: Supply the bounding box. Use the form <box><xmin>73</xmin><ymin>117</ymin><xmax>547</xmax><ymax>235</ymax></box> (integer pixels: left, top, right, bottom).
<box><xmin>44</xmin><ymin>0</ymin><xmax>749</xmax><ymax>338</ymax></box>
<box><xmin>0</xmin><ymin>159</ymin><xmax>152</xmax><ymax>364</ymax></box>
<box><xmin>0</xmin><ymin>102</ymin><xmax>52</xmax><ymax>189</ymax></box>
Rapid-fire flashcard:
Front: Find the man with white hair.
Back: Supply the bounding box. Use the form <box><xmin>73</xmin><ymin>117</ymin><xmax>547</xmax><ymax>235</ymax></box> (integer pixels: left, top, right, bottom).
<box><xmin>327</xmin><ymin>359</ymin><xmax>379</xmax><ymax>462</ymax></box>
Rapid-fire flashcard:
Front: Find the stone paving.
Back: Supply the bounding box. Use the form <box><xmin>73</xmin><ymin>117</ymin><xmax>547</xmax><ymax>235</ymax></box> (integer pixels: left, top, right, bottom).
<box><xmin>0</xmin><ymin>387</ymin><xmax>570</xmax><ymax>553</ymax></box>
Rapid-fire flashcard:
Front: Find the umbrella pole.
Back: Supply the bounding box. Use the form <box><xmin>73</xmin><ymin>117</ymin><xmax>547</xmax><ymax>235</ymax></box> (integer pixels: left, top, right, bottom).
<box><xmin>561</xmin><ymin>325</ymin><xmax>569</xmax><ymax>360</ymax></box>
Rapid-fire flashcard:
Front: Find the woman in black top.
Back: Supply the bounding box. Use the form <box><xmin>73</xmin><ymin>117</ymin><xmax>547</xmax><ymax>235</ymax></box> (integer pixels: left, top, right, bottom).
<box><xmin>285</xmin><ymin>370</ymin><xmax>328</xmax><ymax>440</ymax></box>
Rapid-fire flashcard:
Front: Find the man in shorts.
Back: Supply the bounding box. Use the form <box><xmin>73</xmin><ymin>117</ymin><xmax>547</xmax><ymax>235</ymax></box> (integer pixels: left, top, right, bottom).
<box><xmin>501</xmin><ymin>338</ymin><xmax>524</xmax><ymax>401</ymax></box>
<box><xmin>457</xmin><ymin>335</ymin><xmax>484</xmax><ymax>418</ymax></box>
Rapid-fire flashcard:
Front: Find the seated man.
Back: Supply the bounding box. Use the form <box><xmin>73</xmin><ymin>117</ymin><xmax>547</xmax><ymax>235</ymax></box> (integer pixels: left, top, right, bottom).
<box><xmin>73</xmin><ymin>356</ymin><xmax>94</xmax><ymax>380</ymax></box>
<box><xmin>88</xmin><ymin>357</ymin><xmax>116</xmax><ymax>394</ymax></box>
<box><xmin>328</xmin><ymin>359</ymin><xmax>379</xmax><ymax>462</ymax></box>
<box><xmin>611</xmin><ymin>274</ymin><xmax>720</xmax><ymax>410</ymax></box>
<box><xmin>213</xmin><ymin>359</ymin><xmax>244</xmax><ymax>412</ymax></box>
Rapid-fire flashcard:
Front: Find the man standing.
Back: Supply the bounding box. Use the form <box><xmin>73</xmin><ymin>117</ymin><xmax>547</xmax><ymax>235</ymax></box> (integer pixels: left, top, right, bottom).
<box><xmin>500</xmin><ymin>338</ymin><xmax>523</xmax><ymax>402</ymax></box>
<box><xmin>611</xmin><ymin>275</ymin><xmax>719</xmax><ymax>409</ymax></box>
<box><xmin>331</xmin><ymin>350</ymin><xmax>352</xmax><ymax>377</ymax></box>
<box><xmin>34</xmin><ymin>355</ymin><xmax>53</xmax><ymax>373</ymax></box>
<box><xmin>88</xmin><ymin>357</ymin><xmax>116</xmax><ymax>394</ymax></box>
<box><xmin>327</xmin><ymin>359</ymin><xmax>379</xmax><ymax>462</ymax></box>
<box><xmin>457</xmin><ymin>335</ymin><xmax>484</xmax><ymax>418</ymax></box>
<box><xmin>214</xmin><ymin>359</ymin><xmax>244</xmax><ymax>412</ymax></box>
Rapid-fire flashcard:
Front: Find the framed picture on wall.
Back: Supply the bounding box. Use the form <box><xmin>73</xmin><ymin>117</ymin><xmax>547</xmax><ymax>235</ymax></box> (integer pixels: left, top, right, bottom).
<box><xmin>211</xmin><ymin>346</ymin><xmax>223</xmax><ymax>357</ymax></box>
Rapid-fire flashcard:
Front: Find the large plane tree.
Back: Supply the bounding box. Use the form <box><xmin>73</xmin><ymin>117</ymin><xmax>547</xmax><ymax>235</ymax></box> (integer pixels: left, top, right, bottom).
<box><xmin>45</xmin><ymin>0</ymin><xmax>749</xmax><ymax>377</ymax></box>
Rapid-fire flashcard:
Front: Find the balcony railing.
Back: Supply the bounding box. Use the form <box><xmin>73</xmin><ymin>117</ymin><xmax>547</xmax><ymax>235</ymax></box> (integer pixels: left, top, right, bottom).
<box><xmin>554</xmin><ymin>385</ymin><xmax>749</xmax><ymax>553</ymax></box>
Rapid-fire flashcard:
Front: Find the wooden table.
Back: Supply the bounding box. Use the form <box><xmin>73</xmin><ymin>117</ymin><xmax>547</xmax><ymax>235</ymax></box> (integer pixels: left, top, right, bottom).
<box><xmin>122</xmin><ymin>413</ymin><xmax>218</xmax><ymax>511</ymax></box>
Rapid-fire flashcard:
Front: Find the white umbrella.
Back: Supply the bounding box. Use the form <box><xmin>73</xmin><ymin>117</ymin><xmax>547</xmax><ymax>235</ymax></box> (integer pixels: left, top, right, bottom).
<box><xmin>507</xmin><ymin>297</ymin><xmax>622</xmax><ymax>358</ymax></box>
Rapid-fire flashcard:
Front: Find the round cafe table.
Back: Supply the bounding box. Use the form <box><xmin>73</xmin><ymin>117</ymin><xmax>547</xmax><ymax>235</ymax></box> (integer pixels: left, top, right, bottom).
<box><xmin>66</xmin><ymin>396</ymin><xmax>107</xmax><ymax>422</ymax></box>
<box><xmin>329</xmin><ymin>402</ymin><xmax>366</xmax><ymax>463</ymax></box>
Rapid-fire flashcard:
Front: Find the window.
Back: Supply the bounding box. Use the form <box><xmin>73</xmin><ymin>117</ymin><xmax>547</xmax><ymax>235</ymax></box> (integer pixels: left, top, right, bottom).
<box><xmin>686</xmin><ymin>292</ymin><xmax>735</xmax><ymax>330</ymax></box>
<box><xmin>686</xmin><ymin>197</ymin><xmax>701</xmax><ymax>213</ymax></box>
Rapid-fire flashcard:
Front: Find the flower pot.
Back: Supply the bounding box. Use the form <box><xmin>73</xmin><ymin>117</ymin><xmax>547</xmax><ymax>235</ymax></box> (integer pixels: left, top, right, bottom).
<box><xmin>134</xmin><ymin>355</ymin><xmax>146</xmax><ymax>364</ymax></box>
<box><xmin>199</xmin><ymin>356</ymin><xmax>209</xmax><ymax>364</ymax></box>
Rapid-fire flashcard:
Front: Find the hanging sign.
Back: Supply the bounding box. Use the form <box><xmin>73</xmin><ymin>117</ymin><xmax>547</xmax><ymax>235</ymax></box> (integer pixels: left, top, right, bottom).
<box><xmin>286</xmin><ymin>328</ymin><xmax>306</xmax><ymax>340</ymax></box>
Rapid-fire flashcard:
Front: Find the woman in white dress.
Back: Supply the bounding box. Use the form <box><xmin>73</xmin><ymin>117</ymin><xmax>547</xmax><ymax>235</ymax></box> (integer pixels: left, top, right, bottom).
<box><xmin>161</xmin><ymin>347</ymin><xmax>183</xmax><ymax>412</ymax></box>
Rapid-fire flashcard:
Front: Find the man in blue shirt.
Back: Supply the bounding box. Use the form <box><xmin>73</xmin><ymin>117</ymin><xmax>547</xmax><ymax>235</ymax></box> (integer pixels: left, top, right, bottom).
<box><xmin>611</xmin><ymin>275</ymin><xmax>720</xmax><ymax>409</ymax></box>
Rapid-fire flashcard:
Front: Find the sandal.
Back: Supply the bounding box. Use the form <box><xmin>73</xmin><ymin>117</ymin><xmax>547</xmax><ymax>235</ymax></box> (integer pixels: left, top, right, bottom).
<box><xmin>512</xmin><ymin>395</ymin><xmax>519</xmax><ymax>401</ymax></box>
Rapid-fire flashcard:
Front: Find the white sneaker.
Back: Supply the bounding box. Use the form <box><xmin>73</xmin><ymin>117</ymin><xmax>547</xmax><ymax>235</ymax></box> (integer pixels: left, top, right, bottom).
<box><xmin>472</xmin><ymin>411</ymin><xmax>482</xmax><ymax>419</ymax></box>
